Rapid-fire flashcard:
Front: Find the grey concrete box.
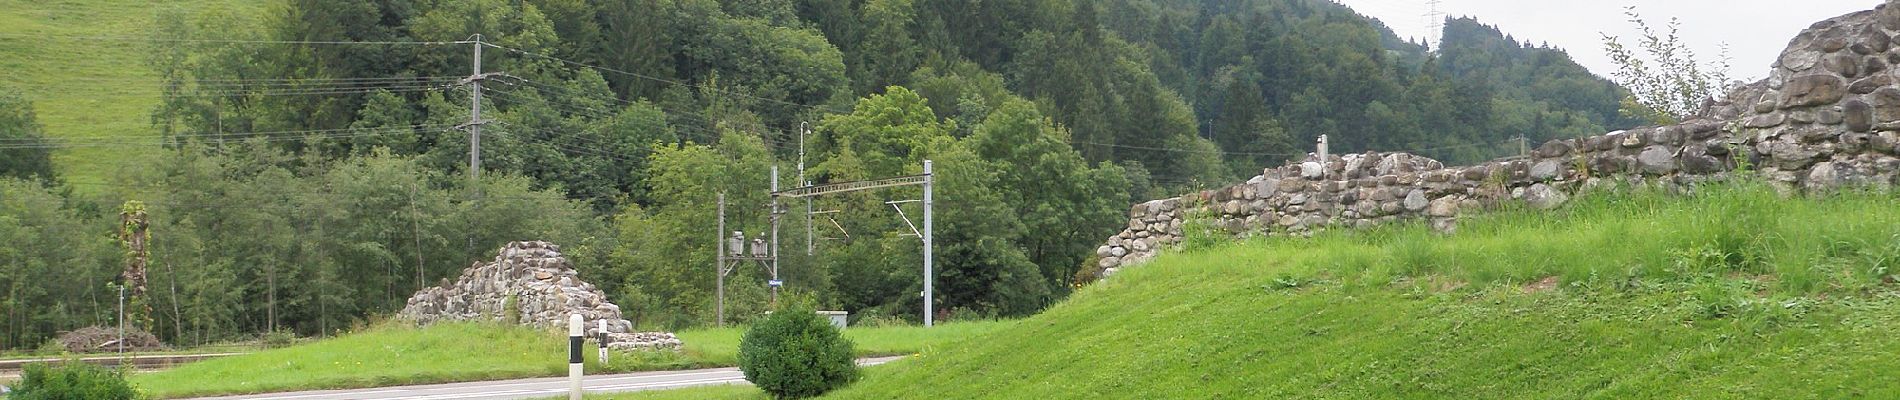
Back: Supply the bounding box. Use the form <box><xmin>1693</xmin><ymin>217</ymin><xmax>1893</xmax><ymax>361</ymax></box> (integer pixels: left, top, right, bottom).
<box><xmin>816</xmin><ymin>311</ymin><xmax>848</xmax><ymax>329</ymax></box>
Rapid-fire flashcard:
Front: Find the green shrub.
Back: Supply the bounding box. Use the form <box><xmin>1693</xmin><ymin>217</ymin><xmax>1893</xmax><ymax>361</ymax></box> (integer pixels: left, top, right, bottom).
<box><xmin>1180</xmin><ymin>208</ymin><xmax>1234</xmax><ymax>251</ymax></box>
<box><xmin>854</xmin><ymin>314</ymin><xmax>912</xmax><ymax>328</ymax></box>
<box><xmin>501</xmin><ymin>294</ymin><xmax>521</xmax><ymax>325</ymax></box>
<box><xmin>10</xmin><ymin>362</ymin><xmax>139</xmax><ymax>400</ymax></box>
<box><xmin>261</xmin><ymin>329</ymin><xmax>296</xmax><ymax>349</ymax></box>
<box><xmin>34</xmin><ymin>338</ymin><xmax>66</xmax><ymax>356</ymax></box>
<box><xmin>738</xmin><ymin>304</ymin><xmax>859</xmax><ymax>399</ymax></box>
<box><xmin>1073</xmin><ymin>254</ymin><xmax>1107</xmax><ymax>286</ymax></box>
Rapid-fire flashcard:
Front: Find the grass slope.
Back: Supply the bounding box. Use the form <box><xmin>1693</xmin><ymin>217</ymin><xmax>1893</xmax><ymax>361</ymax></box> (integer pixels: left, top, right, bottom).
<box><xmin>131</xmin><ymin>320</ymin><xmax>1012</xmax><ymax>399</ymax></box>
<box><xmin>676</xmin><ymin>322</ymin><xmax>1012</xmax><ymax>366</ymax></box>
<box><xmin>0</xmin><ymin>0</ymin><xmax>260</xmax><ymax>190</ymax></box>
<box><xmin>809</xmin><ymin>183</ymin><xmax>1900</xmax><ymax>399</ymax></box>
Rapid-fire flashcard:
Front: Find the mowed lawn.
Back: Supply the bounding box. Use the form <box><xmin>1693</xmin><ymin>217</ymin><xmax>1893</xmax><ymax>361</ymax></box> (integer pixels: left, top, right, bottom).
<box><xmin>131</xmin><ymin>320</ymin><xmax>1014</xmax><ymax>399</ymax></box>
<box><xmin>0</xmin><ymin>0</ymin><xmax>262</xmax><ymax>191</ymax></box>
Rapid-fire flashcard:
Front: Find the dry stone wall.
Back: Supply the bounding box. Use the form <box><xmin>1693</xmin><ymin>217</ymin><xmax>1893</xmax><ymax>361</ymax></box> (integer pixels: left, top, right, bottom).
<box><xmin>400</xmin><ymin>241</ymin><xmax>682</xmax><ymax>351</ymax></box>
<box><xmin>1095</xmin><ymin>2</ymin><xmax>1900</xmax><ymax>276</ymax></box>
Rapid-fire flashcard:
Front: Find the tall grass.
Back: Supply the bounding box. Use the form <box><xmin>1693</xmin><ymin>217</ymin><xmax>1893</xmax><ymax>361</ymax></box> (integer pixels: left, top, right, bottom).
<box><xmin>817</xmin><ymin>182</ymin><xmax>1900</xmax><ymax>399</ymax></box>
<box><xmin>1183</xmin><ymin>181</ymin><xmax>1900</xmax><ymax>295</ymax></box>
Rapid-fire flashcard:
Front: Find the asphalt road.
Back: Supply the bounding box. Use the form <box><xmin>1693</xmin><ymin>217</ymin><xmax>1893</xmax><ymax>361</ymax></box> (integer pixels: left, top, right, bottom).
<box><xmin>183</xmin><ymin>356</ymin><xmax>904</xmax><ymax>400</ymax></box>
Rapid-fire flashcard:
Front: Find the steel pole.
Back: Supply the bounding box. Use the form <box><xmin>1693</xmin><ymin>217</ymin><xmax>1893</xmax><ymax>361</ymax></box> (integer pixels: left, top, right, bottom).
<box><xmin>716</xmin><ymin>193</ymin><xmax>726</xmax><ymax>327</ymax></box>
<box><xmin>800</xmin><ymin>122</ymin><xmax>813</xmax><ymax>256</ymax></box>
<box><xmin>769</xmin><ymin>166</ymin><xmax>780</xmax><ymax>305</ymax></box>
<box><xmin>922</xmin><ymin>160</ymin><xmax>934</xmax><ymax>327</ymax></box>
<box><xmin>118</xmin><ymin>285</ymin><xmax>125</xmax><ymax>354</ymax></box>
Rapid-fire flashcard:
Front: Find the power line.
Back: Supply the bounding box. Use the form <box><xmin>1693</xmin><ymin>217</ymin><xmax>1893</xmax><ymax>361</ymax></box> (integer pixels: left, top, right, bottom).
<box><xmin>0</xmin><ymin>123</ymin><xmax>453</xmax><ymax>143</ymax></box>
<box><xmin>60</xmin><ymin>180</ymin><xmax>620</xmax><ymax>208</ymax></box>
<box><xmin>2</xmin><ymin>84</ymin><xmax>456</xmax><ymax>99</ymax></box>
<box><xmin>486</xmin><ymin>73</ymin><xmax>798</xmax><ymax>148</ymax></box>
<box><xmin>40</xmin><ymin>86</ymin><xmax>452</xmax><ymax>96</ymax></box>
<box><xmin>0</xmin><ymin>131</ymin><xmax>423</xmax><ymax>149</ymax></box>
<box><xmin>1069</xmin><ymin>139</ymin><xmax>1305</xmax><ymax>157</ymax></box>
<box><xmin>479</xmin><ymin>87</ymin><xmax>788</xmax><ymax>149</ymax></box>
<box><xmin>478</xmin><ymin>42</ymin><xmax>1500</xmax><ymax>162</ymax></box>
<box><xmin>0</xmin><ymin>125</ymin><xmax>428</xmax><ymax>146</ymax></box>
<box><xmin>29</xmin><ymin>76</ymin><xmax>463</xmax><ymax>84</ymax></box>
<box><xmin>20</xmin><ymin>81</ymin><xmax>460</xmax><ymax>92</ymax></box>
<box><xmin>0</xmin><ymin>125</ymin><xmax>450</xmax><ymax>149</ymax></box>
<box><xmin>484</xmin><ymin>122</ymin><xmax>646</xmax><ymax>164</ymax></box>
<box><xmin>475</xmin><ymin>93</ymin><xmax>733</xmax><ymax>149</ymax></box>
<box><xmin>496</xmin><ymin>76</ymin><xmax>738</xmax><ymax>127</ymax></box>
<box><xmin>4</xmin><ymin>77</ymin><xmax>459</xmax><ymax>88</ymax></box>
<box><xmin>480</xmin><ymin>87</ymin><xmax>782</xmax><ymax>146</ymax></box>
<box><xmin>480</xmin><ymin>42</ymin><xmax>851</xmax><ymax>115</ymax></box>
<box><xmin>1071</xmin><ymin>135</ymin><xmax>1520</xmax><ymax>161</ymax></box>
<box><xmin>493</xmin><ymin>75</ymin><xmax>1362</xmax><ymax>160</ymax></box>
<box><xmin>0</xmin><ymin>32</ymin><xmax>471</xmax><ymax>46</ymax></box>
<box><xmin>3</xmin><ymin>32</ymin><xmax>1516</xmax><ymax>182</ymax></box>
<box><xmin>482</xmin><ymin>117</ymin><xmax>630</xmax><ymax>150</ymax></box>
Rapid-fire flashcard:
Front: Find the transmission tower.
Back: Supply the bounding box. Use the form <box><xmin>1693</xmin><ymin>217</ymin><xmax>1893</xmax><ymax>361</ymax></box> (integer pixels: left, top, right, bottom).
<box><xmin>1424</xmin><ymin>0</ymin><xmax>1447</xmax><ymax>50</ymax></box>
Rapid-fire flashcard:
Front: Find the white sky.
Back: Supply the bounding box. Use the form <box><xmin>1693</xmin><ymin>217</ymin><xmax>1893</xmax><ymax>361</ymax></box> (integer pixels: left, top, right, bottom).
<box><xmin>1334</xmin><ymin>0</ymin><xmax>1882</xmax><ymax>82</ymax></box>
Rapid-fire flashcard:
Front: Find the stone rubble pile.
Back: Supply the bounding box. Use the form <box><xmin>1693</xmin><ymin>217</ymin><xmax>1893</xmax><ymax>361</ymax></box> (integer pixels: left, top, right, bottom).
<box><xmin>1094</xmin><ymin>2</ymin><xmax>1900</xmax><ymax>277</ymax></box>
<box><xmin>606</xmin><ymin>332</ymin><xmax>684</xmax><ymax>352</ymax></box>
<box><xmin>400</xmin><ymin>240</ymin><xmax>681</xmax><ymax>351</ymax></box>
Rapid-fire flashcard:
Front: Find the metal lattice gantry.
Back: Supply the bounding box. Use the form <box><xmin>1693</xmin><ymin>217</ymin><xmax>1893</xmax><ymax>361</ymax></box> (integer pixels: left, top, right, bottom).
<box><xmin>768</xmin><ymin>161</ymin><xmax>936</xmax><ymax>327</ymax></box>
<box><xmin>770</xmin><ymin>174</ymin><xmax>928</xmax><ymax>198</ymax></box>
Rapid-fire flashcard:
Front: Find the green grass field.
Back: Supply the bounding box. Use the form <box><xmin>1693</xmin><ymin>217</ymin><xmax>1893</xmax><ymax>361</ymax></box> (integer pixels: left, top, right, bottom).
<box><xmin>608</xmin><ymin>181</ymin><xmax>1900</xmax><ymax>399</ymax></box>
<box><xmin>0</xmin><ymin>0</ymin><xmax>261</xmax><ymax>191</ymax></box>
<box><xmin>571</xmin><ymin>384</ymin><xmax>764</xmax><ymax>399</ymax></box>
<box><xmin>129</xmin><ymin>320</ymin><xmax>1013</xmax><ymax>399</ymax></box>
<box><xmin>675</xmin><ymin>321</ymin><xmax>1016</xmax><ymax>367</ymax></box>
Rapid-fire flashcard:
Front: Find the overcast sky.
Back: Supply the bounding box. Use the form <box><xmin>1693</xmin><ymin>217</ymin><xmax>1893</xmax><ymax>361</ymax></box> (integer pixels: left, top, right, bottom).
<box><xmin>1333</xmin><ymin>0</ymin><xmax>1881</xmax><ymax>82</ymax></box>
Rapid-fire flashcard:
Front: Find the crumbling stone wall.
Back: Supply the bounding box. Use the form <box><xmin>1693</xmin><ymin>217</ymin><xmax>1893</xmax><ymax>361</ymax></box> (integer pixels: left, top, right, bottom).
<box><xmin>401</xmin><ymin>241</ymin><xmax>681</xmax><ymax>351</ymax></box>
<box><xmin>1094</xmin><ymin>2</ymin><xmax>1900</xmax><ymax>276</ymax></box>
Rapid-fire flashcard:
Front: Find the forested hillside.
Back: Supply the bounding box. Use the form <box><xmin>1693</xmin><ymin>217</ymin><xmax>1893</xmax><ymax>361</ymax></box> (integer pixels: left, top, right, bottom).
<box><xmin>0</xmin><ymin>0</ymin><xmax>1635</xmax><ymax>349</ymax></box>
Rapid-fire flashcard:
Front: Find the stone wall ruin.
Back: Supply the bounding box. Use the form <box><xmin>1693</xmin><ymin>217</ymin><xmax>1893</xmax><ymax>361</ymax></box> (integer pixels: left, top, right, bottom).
<box><xmin>1093</xmin><ymin>2</ymin><xmax>1900</xmax><ymax>276</ymax></box>
<box><xmin>400</xmin><ymin>240</ymin><xmax>682</xmax><ymax>351</ymax></box>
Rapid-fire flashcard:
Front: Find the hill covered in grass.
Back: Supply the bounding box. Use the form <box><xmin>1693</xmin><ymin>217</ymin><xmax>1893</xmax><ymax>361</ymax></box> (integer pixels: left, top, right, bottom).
<box><xmin>0</xmin><ymin>0</ymin><xmax>262</xmax><ymax>190</ymax></box>
<box><xmin>809</xmin><ymin>183</ymin><xmax>1900</xmax><ymax>399</ymax></box>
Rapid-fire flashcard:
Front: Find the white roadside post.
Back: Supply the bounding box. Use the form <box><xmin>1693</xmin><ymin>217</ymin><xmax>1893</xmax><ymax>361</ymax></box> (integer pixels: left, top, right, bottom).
<box><xmin>569</xmin><ymin>314</ymin><xmax>584</xmax><ymax>400</ymax></box>
<box><xmin>597</xmin><ymin>319</ymin><xmax>609</xmax><ymax>364</ymax></box>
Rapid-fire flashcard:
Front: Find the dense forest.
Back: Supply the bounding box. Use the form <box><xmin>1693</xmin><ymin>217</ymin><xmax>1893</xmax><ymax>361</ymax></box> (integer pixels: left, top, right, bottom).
<box><xmin>0</xmin><ymin>0</ymin><xmax>1638</xmax><ymax>349</ymax></box>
